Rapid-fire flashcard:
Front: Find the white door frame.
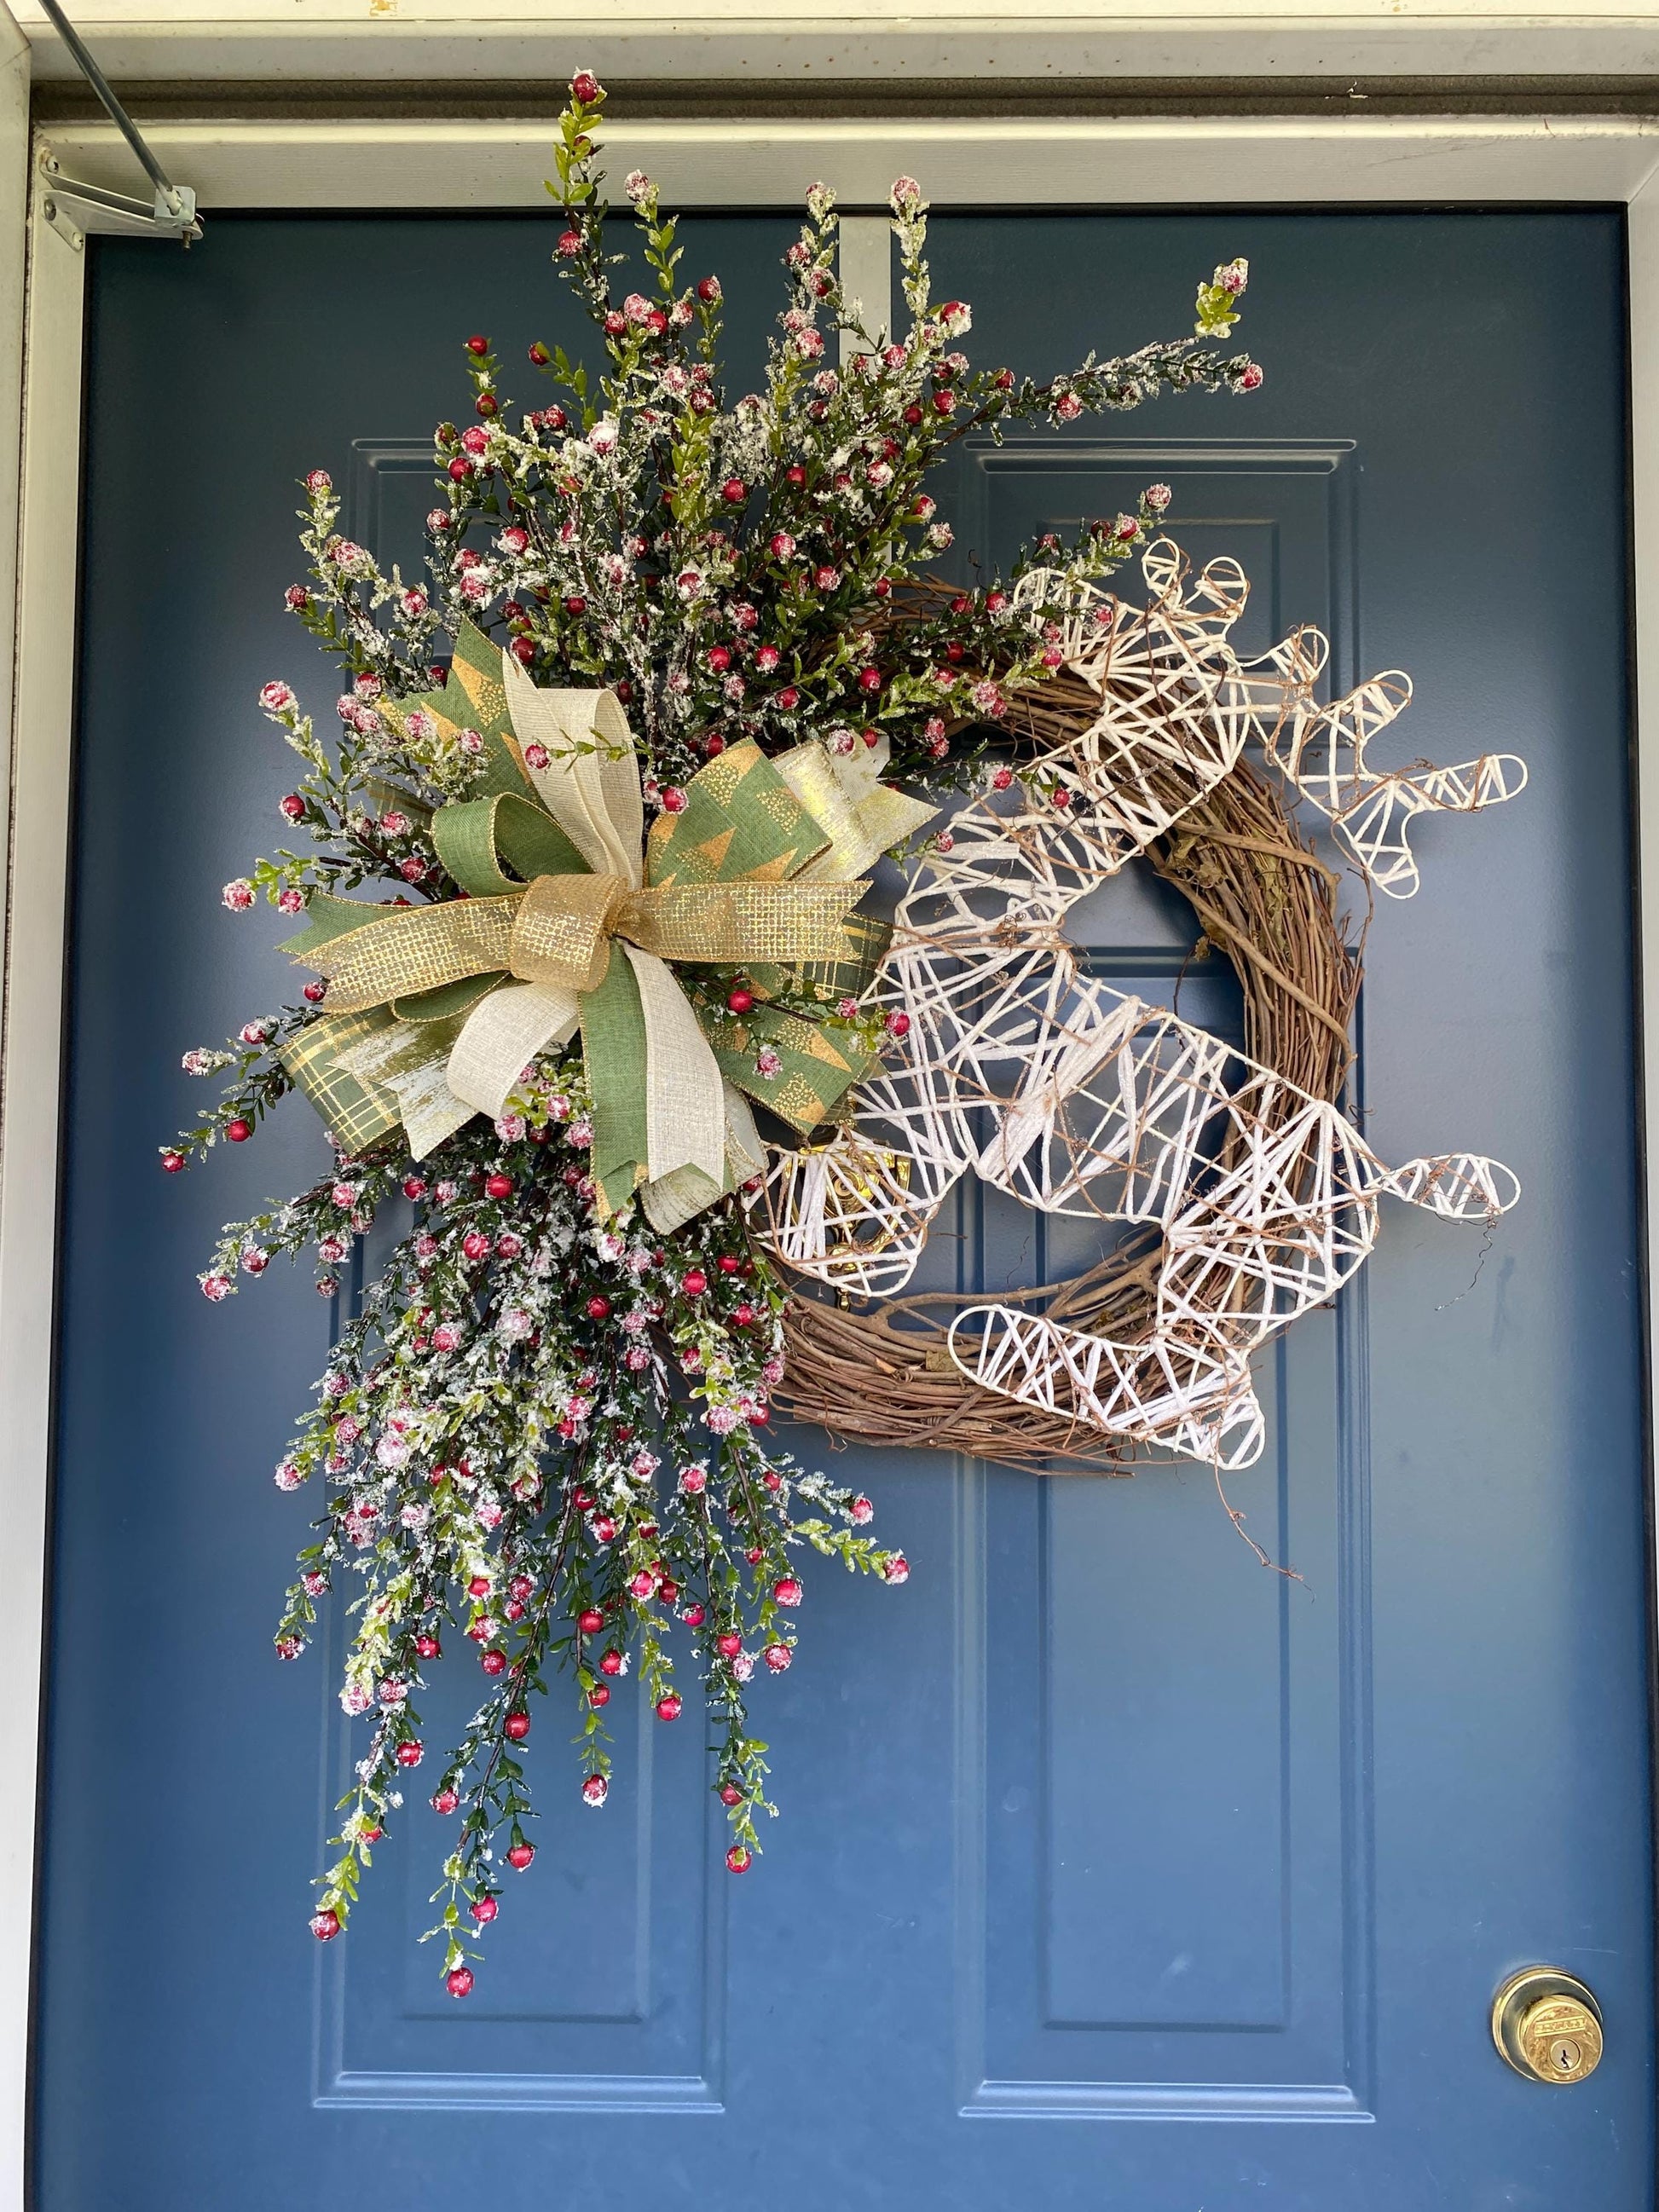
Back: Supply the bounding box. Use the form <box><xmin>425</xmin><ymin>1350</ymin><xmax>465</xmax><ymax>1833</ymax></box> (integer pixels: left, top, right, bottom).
<box><xmin>5</xmin><ymin>106</ymin><xmax>1658</xmax><ymax>2212</ymax></box>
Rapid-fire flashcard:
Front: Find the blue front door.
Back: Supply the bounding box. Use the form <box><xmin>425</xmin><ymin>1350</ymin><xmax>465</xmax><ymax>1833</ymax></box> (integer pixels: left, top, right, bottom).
<box><xmin>36</xmin><ymin>208</ymin><xmax>1654</xmax><ymax>2207</ymax></box>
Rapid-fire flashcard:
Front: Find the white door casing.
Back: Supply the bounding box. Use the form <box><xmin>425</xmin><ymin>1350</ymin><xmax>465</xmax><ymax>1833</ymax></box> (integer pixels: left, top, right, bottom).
<box><xmin>4</xmin><ymin>80</ymin><xmax>1659</xmax><ymax>2212</ymax></box>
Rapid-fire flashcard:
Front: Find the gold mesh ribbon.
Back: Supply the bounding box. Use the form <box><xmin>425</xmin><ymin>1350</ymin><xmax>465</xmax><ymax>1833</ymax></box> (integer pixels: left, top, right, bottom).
<box><xmin>307</xmin><ymin>871</ymin><xmax>864</xmax><ymax>1013</ymax></box>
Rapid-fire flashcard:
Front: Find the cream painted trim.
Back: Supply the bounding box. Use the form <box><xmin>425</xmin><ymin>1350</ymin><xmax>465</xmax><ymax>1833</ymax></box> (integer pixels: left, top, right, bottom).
<box><xmin>3</xmin><ymin>119</ymin><xmax>83</xmax><ymax>2212</ymax></box>
<box><xmin>7</xmin><ymin>106</ymin><xmax>1659</xmax><ymax>2212</ymax></box>
<box><xmin>35</xmin><ymin>113</ymin><xmax>1659</xmax><ymax>213</ymax></box>
<box><xmin>9</xmin><ymin>2</ymin><xmax>1659</xmax><ymax>87</ymax></box>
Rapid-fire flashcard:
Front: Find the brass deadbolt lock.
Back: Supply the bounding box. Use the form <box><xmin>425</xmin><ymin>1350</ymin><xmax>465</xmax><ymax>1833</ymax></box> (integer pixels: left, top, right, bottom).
<box><xmin>1492</xmin><ymin>1967</ymin><xmax>1604</xmax><ymax>2085</ymax></box>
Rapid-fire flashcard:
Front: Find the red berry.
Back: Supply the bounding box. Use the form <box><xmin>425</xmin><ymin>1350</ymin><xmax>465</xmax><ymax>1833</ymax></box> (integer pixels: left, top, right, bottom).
<box><xmin>303</xmin><ymin>981</ymin><xmax>327</xmax><ymax>1003</ymax></box>
<box><xmin>745</xmin><ymin>1546</ymin><xmax>764</xmax><ymax>1565</ymax></box>
<box><xmin>510</xmin><ymin>638</ymin><xmax>535</xmax><ymax>666</ymax></box>
<box><xmin>588</xmin><ymin>1684</ymin><xmax>610</xmax><ymax>1708</ymax></box>
<box><xmin>279</xmin><ymin>792</ymin><xmax>305</xmax><ymax>823</ymax></box>
<box><xmin>725</xmin><ymin>986</ymin><xmax>754</xmax><ymax>1015</ymax></box>
<box><xmin>696</xmin><ymin>276</ymin><xmax>719</xmax><ymax>303</ymax></box>
<box><xmin>564</xmin><ymin>594</ymin><xmax>587</xmax><ymax>616</ymax></box>
<box><xmin>684</xmin><ymin>1603</ymin><xmax>706</xmax><ymax>1627</ymax></box>
<box><xmin>529</xmin><ymin>341</ymin><xmax>551</xmax><ymax>365</ymax></box>
<box><xmin>448</xmin><ymin>458</ymin><xmax>471</xmax><ymax>482</ymax></box>
<box><xmin>481</xmin><ymin>1649</ymin><xmax>507</xmax><ymax>1677</ymax></box>
<box><xmin>470</xmin><ymin>1893</ymin><xmax>499</xmax><ymax>1922</ymax></box>
<box><xmin>719</xmin><ymin>1783</ymin><xmax>743</xmax><ymax>1806</ymax></box>
<box><xmin>726</xmin><ymin>1845</ymin><xmax>751</xmax><ymax>1874</ymax></box>
<box><xmin>785</xmin><ymin>465</ymin><xmax>806</xmax><ymax>487</ymax></box>
<box><xmin>506</xmin><ymin>1841</ymin><xmax>535</xmax><ymax>1871</ymax></box>
<box><xmin>656</xmin><ymin>1694</ymin><xmax>682</xmax><ymax>1722</ymax></box>
<box><xmin>886</xmin><ymin>1011</ymin><xmax>912</xmax><ymax>1039</ymax></box>
<box><xmin>465</xmin><ymin>335</ymin><xmax>488</xmax><ymax>355</ymax></box>
<box><xmin>468</xmin><ymin>1574</ymin><xmax>492</xmax><ymax>1597</ymax></box>
<box><xmin>592</xmin><ymin>1516</ymin><xmax>616</xmax><ymax>1543</ymax></box>
<box><xmin>733</xmin><ymin>1303</ymin><xmax>755</xmax><ymax>1326</ymax></box>
<box><xmin>776</xmin><ymin>686</ymin><xmax>800</xmax><ymax>711</ymax></box>
<box><xmin>570</xmin><ymin>70</ymin><xmax>601</xmax><ymax>101</ymax></box>
<box><xmin>402</xmin><ymin>1175</ymin><xmax>427</xmax><ymax>1199</ymax></box>
<box><xmin>509</xmin><ymin>1574</ymin><xmax>534</xmax><ymax>1603</ymax></box>
<box><xmin>160</xmin><ymin>1150</ymin><xmax>185</xmax><ymax>1174</ymax></box>
<box><xmin>446</xmin><ymin>1967</ymin><xmax>475</xmax><ymax>1998</ymax></box>
<box><xmin>310</xmin><ymin>1909</ymin><xmax>341</xmax><ymax>1941</ymax></box>
<box><xmin>225</xmin><ymin>1118</ymin><xmax>251</xmax><ymax>1143</ymax></box>
<box><xmin>395</xmin><ymin>1741</ymin><xmax>424</xmax><ymax>1768</ymax></box>
<box><xmin>599</xmin><ymin>1648</ymin><xmax>623</xmax><ymax>1676</ymax></box>
<box><xmin>721</xmin><ymin>477</ymin><xmax>747</xmax><ymax>504</ymax></box>
<box><xmin>716</xmin><ymin>1633</ymin><xmax>742</xmax><ymax>1659</ymax></box>
<box><xmin>577</xmin><ymin>1608</ymin><xmax>603</xmax><ymax>1635</ymax></box>
<box><xmin>858</xmin><ymin>666</ymin><xmax>882</xmax><ymax>694</ymax></box>
<box><xmin>416</xmin><ymin>1633</ymin><xmax>442</xmax><ymax>1659</ymax></box>
<box><xmin>586</xmin><ymin>1295</ymin><xmax>612</xmax><ymax>1320</ymax></box>
<box><xmin>486</xmin><ymin>1172</ymin><xmax>513</xmax><ymax>1198</ymax></box>
<box><xmin>505</xmin><ymin>1710</ymin><xmax>530</xmax><ymax>1741</ymax></box>
<box><xmin>431</xmin><ymin>1788</ymin><xmax>459</xmax><ymax>1815</ymax></box>
<box><xmin>681</xmin><ymin>1268</ymin><xmax>707</xmax><ymax>1297</ymax></box>
<box><xmin>716</xmin><ymin>1254</ymin><xmax>741</xmax><ymax>1274</ymax></box>
<box><xmin>660</xmin><ymin>787</ymin><xmax>687</xmax><ymax>814</ymax></box>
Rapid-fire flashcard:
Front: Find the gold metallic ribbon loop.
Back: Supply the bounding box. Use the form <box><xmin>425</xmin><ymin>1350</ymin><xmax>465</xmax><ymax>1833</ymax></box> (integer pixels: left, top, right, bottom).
<box><xmin>306</xmin><ymin>869</ymin><xmax>864</xmax><ymax>1012</ymax></box>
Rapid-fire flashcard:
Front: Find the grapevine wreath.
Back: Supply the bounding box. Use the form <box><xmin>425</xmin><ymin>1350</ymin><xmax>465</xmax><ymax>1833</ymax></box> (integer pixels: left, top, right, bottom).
<box><xmin>166</xmin><ymin>77</ymin><xmax>1522</xmax><ymax>1995</ymax></box>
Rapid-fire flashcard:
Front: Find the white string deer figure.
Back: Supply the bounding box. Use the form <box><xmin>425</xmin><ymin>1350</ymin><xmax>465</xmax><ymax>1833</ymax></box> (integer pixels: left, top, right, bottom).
<box><xmin>748</xmin><ymin>541</ymin><xmax>1523</xmax><ymax>1467</ymax></box>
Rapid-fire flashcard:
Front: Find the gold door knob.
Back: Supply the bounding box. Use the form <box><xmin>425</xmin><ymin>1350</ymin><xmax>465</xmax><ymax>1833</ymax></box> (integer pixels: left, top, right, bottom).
<box><xmin>1491</xmin><ymin>1967</ymin><xmax>1604</xmax><ymax>2085</ymax></box>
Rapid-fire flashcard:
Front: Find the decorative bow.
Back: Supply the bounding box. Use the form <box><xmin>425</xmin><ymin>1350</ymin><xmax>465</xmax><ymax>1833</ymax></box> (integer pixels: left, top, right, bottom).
<box><xmin>279</xmin><ymin>622</ymin><xmax>935</xmax><ymax>1228</ymax></box>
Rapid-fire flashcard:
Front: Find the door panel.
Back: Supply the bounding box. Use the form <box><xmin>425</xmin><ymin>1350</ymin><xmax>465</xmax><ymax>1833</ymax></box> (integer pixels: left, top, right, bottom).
<box><xmin>36</xmin><ymin>209</ymin><xmax>1653</xmax><ymax>2209</ymax></box>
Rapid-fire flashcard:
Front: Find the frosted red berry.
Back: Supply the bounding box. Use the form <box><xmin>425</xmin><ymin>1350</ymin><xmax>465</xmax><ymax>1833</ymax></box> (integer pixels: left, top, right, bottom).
<box><xmin>225</xmin><ymin>1118</ymin><xmax>251</xmax><ymax>1143</ymax></box>
<box><xmin>506</xmin><ymin>1842</ymin><xmax>535</xmax><ymax>1871</ymax></box>
<box><xmin>446</xmin><ymin>1967</ymin><xmax>475</xmax><ymax>1998</ymax></box>
<box><xmin>505</xmin><ymin>1711</ymin><xmax>531</xmax><ymax>1742</ymax></box>
<box><xmin>395</xmin><ymin>1741</ymin><xmax>424</xmax><ymax>1768</ymax></box>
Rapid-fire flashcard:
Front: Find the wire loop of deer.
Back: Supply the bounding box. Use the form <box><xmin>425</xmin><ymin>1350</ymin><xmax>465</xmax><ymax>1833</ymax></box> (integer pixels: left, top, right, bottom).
<box><xmin>756</xmin><ymin>540</ymin><xmax>1523</xmax><ymax>1474</ymax></box>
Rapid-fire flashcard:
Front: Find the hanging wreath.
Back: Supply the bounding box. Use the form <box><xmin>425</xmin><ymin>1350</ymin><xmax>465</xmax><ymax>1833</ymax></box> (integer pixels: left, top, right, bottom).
<box><xmin>163</xmin><ymin>73</ymin><xmax>1517</xmax><ymax>1999</ymax></box>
